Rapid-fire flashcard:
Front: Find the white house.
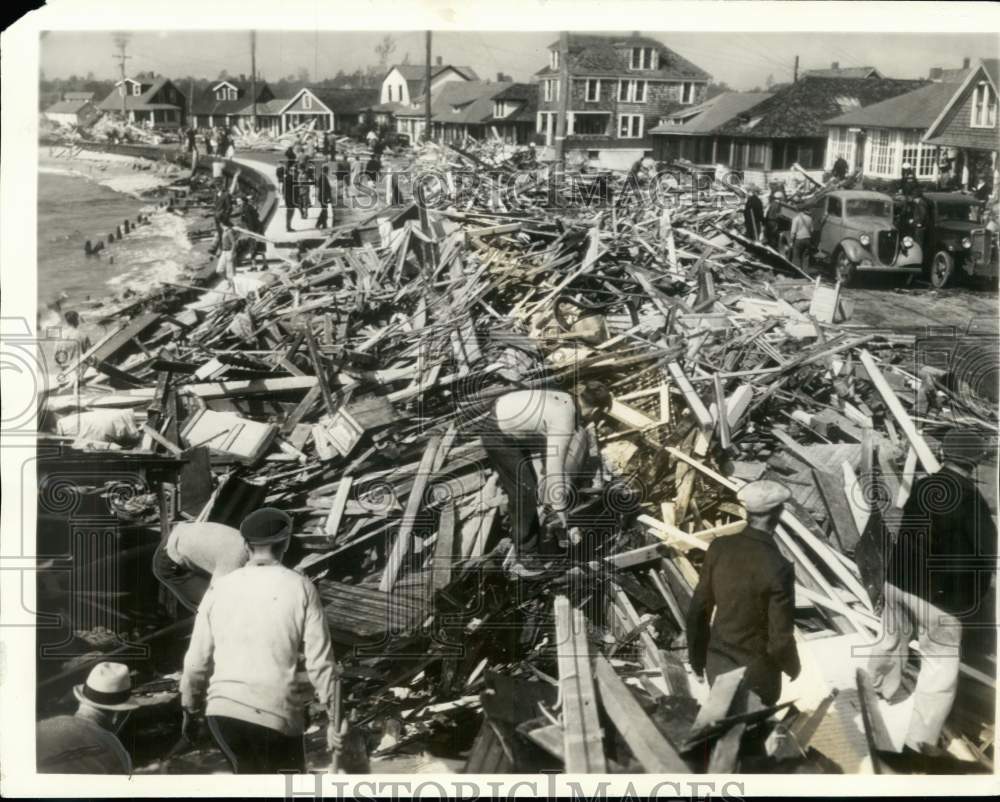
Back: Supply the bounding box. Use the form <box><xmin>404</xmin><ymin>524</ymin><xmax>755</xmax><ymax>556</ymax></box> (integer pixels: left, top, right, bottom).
<box><xmin>44</xmin><ymin>98</ymin><xmax>99</xmax><ymax>127</ymax></box>
<box><xmin>379</xmin><ymin>61</ymin><xmax>478</xmax><ymax>106</ymax></box>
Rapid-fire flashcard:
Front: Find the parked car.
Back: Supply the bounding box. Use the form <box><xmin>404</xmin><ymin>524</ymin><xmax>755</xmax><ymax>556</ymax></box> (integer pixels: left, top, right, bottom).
<box><xmin>920</xmin><ymin>191</ymin><xmax>999</xmax><ymax>288</ymax></box>
<box><xmin>794</xmin><ymin>190</ymin><xmax>924</xmax><ymax>285</ymax></box>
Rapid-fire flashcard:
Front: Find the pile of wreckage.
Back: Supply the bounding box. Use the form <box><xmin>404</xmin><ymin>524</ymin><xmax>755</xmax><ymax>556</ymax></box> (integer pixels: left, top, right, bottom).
<box><xmin>40</xmin><ymin>146</ymin><xmax>996</xmax><ymax>775</ymax></box>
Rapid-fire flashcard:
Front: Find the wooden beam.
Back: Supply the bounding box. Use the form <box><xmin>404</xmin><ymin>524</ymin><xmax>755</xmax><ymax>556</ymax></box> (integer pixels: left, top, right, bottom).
<box><xmin>554</xmin><ymin>595</ymin><xmax>606</xmax><ymax>773</ymax></box>
<box><xmin>859</xmin><ymin>350</ymin><xmax>941</xmax><ymax>474</ymax></box>
<box><xmin>593</xmin><ymin>655</ymin><xmax>687</xmax><ymax>772</ymax></box>
<box><xmin>380</xmin><ymin>435</ymin><xmax>443</xmax><ymax>592</ymax></box>
<box><xmin>323</xmin><ymin>476</ymin><xmax>353</xmax><ymax>542</ymax></box>
<box><xmin>429</xmin><ymin>500</ymin><xmax>456</xmax><ymax>593</ymax></box>
<box><xmin>667</xmin><ymin>361</ymin><xmax>714</xmax><ymax>429</ymax></box>
<box><xmin>686</xmin><ymin>666</ymin><xmax>745</xmax><ymax>745</ymax></box>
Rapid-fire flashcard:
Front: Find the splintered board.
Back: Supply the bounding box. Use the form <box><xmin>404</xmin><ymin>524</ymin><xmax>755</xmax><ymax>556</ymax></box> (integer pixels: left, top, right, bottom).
<box><xmin>180</xmin><ymin>408</ymin><xmax>278</xmax><ymax>464</ymax></box>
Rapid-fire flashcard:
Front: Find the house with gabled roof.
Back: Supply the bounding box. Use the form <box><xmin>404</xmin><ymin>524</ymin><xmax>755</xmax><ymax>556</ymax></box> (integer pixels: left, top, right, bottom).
<box><xmin>190</xmin><ymin>79</ymin><xmax>275</xmax><ymax>129</ymax></box>
<box><xmin>923</xmin><ymin>58</ymin><xmax>999</xmax><ymax>191</ymax></box>
<box><xmin>43</xmin><ymin>97</ymin><xmax>99</xmax><ymax>127</ymax></box>
<box><xmin>393</xmin><ymin>80</ymin><xmax>534</xmax><ymax>144</ymax></box>
<box><xmin>380</xmin><ymin>60</ymin><xmax>479</xmax><ymax>106</ymax></box>
<box><xmin>533</xmin><ymin>33</ymin><xmax>711</xmax><ymax>169</ymax></box>
<box><xmin>708</xmin><ymin>74</ymin><xmax>925</xmax><ymax>185</ymax></box>
<box><xmin>649</xmin><ymin>91</ymin><xmax>771</xmax><ymax>164</ymax></box>
<box><xmin>823</xmin><ymin>80</ymin><xmax>962</xmax><ymax>182</ymax></box>
<box><xmin>801</xmin><ymin>62</ymin><xmax>885</xmax><ymax>80</ymax></box>
<box><xmin>97</xmin><ymin>76</ymin><xmax>186</xmax><ymax>128</ymax></box>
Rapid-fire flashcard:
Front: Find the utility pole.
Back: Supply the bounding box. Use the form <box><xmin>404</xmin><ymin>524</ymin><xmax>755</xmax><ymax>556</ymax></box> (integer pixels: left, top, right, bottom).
<box><xmin>113</xmin><ymin>38</ymin><xmax>131</xmax><ymax>120</ymax></box>
<box><xmin>424</xmin><ymin>31</ymin><xmax>432</xmax><ymax>143</ymax></box>
<box><xmin>793</xmin><ymin>54</ymin><xmax>799</xmax><ymax>83</ymax></box>
<box><xmin>250</xmin><ymin>30</ymin><xmax>258</xmax><ymax>130</ymax></box>
<box><xmin>554</xmin><ymin>31</ymin><xmax>570</xmax><ymax>168</ymax></box>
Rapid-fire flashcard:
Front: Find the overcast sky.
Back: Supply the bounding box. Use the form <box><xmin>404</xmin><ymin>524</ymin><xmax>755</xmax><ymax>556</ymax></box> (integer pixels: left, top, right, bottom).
<box><xmin>40</xmin><ymin>30</ymin><xmax>998</xmax><ymax>91</ymax></box>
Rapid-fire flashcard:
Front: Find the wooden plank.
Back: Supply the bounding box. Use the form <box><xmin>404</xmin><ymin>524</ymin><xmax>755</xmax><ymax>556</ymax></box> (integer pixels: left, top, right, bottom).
<box><xmin>609</xmin><ymin>399</ymin><xmax>658</xmax><ymax>430</ymax></box>
<box><xmin>89</xmin><ymin>311</ymin><xmax>161</xmax><ymax>365</ymax></box>
<box><xmin>686</xmin><ymin>666</ymin><xmax>746</xmax><ymax>744</ymax></box>
<box><xmin>856</xmin><ymin>668</ymin><xmax>895</xmax><ymax>771</ymax></box>
<box><xmin>667</xmin><ymin>361</ymin><xmax>714</xmax><ymax>429</ymax></box>
<box><xmin>858</xmin><ymin>350</ymin><xmax>941</xmax><ymax>474</ymax></box>
<box><xmin>895</xmin><ymin>446</ymin><xmax>918</xmax><ymax>509</ymax></box>
<box><xmin>813</xmin><ymin>466</ymin><xmax>863</xmax><ymax>554</ymax></box>
<box><xmin>281</xmin><ymin>382</ymin><xmax>324</xmax><ymax>436</ymax></box>
<box><xmin>429</xmin><ymin>500</ymin><xmax>456</xmax><ymax>593</ymax></box>
<box><xmin>379</xmin><ymin>435</ymin><xmax>443</xmax><ymax>592</ymax></box>
<box><xmin>323</xmin><ymin>476</ymin><xmax>353</xmax><ymax>542</ymax></box>
<box><xmin>604</xmin><ymin>542</ymin><xmax>671</xmax><ymax>570</ymax></box>
<box><xmin>183</xmin><ymin>375</ymin><xmax>318</xmax><ymax>400</ymax></box>
<box><xmin>713</xmin><ymin>374</ymin><xmax>731</xmax><ymax>449</ymax></box>
<box><xmin>708</xmin><ymin>722</ymin><xmax>746</xmax><ymax>773</ymax></box>
<box><xmin>592</xmin><ymin>655</ymin><xmax>687</xmax><ymax>772</ymax></box>
<box><xmin>554</xmin><ymin>595</ymin><xmax>606</xmax><ymax>773</ymax></box>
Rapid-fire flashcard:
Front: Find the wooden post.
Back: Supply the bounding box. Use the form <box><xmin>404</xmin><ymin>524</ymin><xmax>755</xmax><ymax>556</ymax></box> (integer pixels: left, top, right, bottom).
<box><xmin>554</xmin><ymin>31</ymin><xmax>570</xmax><ymax>169</ymax></box>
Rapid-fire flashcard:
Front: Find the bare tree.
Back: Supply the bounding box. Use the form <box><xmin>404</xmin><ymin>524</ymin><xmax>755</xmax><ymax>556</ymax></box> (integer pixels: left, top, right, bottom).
<box><xmin>375</xmin><ymin>34</ymin><xmax>397</xmax><ymax>68</ymax></box>
<box><xmin>296</xmin><ymin>67</ymin><xmax>310</xmax><ymax>84</ymax></box>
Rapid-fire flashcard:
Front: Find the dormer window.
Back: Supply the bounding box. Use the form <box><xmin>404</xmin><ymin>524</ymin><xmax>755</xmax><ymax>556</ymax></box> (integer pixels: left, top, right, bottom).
<box><xmin>550</xmin><ymin>49</ymin><xmax>559</xmax><ymax>70</ymax></box>
<box><xmin>493</xmin><ymin>100</ymin><xmax>504</xmax><ymax>118</ymax></box>
<box><xmin>630</xmin><ymin>47</ymin><xmax>656</xmax><ymax>70</ymax></box>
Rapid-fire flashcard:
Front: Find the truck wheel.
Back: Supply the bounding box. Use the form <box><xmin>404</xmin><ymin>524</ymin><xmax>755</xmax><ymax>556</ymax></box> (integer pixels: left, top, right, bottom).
<box><xmin>834</xmin><ymin>249</ymin><xmax>857</xmax><ymax>286</ymax></box>
<box><xmin>929</xmin><ymin>251</ymin><xmax>955</xmax><ymax>289</ymax></box>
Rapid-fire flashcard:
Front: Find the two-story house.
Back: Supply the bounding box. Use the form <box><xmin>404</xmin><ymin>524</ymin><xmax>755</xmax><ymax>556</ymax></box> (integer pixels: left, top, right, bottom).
<box><xmin>923</xmin><ymin>58</ymin><xmax>999</xmax><ymax>192</ymax></box>
<box><xmin>533</xmin><ymin>33</ymin><xmax>711</xmax><ymax>169</ymax></box>
<box><xmin>97</xmin><ymin>76</ymin><xmax>186</xmax><ymax>129</ymax></box>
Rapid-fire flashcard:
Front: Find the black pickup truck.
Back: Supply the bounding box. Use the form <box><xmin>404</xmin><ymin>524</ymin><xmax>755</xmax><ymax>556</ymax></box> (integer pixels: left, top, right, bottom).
<box><xmin>919</xmin><ymin>192</ymin><xmax>999</xmax><ymax>288</ymax></box>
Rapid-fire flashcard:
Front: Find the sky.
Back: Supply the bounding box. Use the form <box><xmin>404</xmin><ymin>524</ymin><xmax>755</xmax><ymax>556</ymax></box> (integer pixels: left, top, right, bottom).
<box><xmin>39</xmin><ymin>30</ymin><xmax>999</xmax><ymax>91</ymax></box>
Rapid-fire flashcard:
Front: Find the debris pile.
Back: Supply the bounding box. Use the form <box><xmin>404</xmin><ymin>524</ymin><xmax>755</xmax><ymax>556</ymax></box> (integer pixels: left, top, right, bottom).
<box><xmin>39</xmin><ymin>148</ymin><xmax>996</xmax><ymax>774</ymax></box>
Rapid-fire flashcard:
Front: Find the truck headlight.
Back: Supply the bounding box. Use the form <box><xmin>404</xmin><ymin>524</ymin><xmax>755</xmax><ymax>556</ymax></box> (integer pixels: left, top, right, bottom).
<box><xmin>902</xmin><ymin>236</ymin><xmax>914</xmax><ymax>248</ymax></box>
<box><xmin>859</xmin><ymin>234</ymin><xmax>871</xmax><ymax>246</ymax></box>
<box><xmin>962</xmin><ymin>237</ymin><xmax>972</xmax><ymax>249</ymax></box>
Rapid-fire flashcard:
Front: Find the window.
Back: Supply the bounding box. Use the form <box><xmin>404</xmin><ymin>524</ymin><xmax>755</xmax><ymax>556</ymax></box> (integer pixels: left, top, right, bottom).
<box><xmin>543</xmin><ymin>79</ymin><xmax>559</xmax><ymax>102</ymax></box>
<box><xmin>574</xmin><ymin>113</ymin><xmax>609</xmax><ymax>135</ymax></box>
<box><xmin>585</xmin><ymin>79</ymin><xmax>601</xmax><ymax>102</ymax></box>
<box><xmin>971</xmin><ymin>81</ymin><xmax>997</xmax><ymax>128</ymax></box>
<box><xmin>617</xmin><ymin>80</ymin><xmax>647</xmax><ymax>103</ymax></box>
<box><xmin>681</xmin><ymin>82</ymin><xmax>696</xmax><ymax>104</ymax></box>
<box><xmin>228</xmin><ymin>88</ymin><xmax>237</xmax><ymax>101</ymax></box>
<box><xmin>630</xmin><ymin>46</ymin><xmax>656</xmax><ymax>70</ymax></box>
<box><xmin>494</xmin><ymin>101</ymin><xmax>503</xmax><ymax>118</ymax></box>
<box><xmin>866</xmin><ymin>128</ymin><xmax>896</xmax><ymax>177</ymax></box>
<box><xmin>827</xmin><ymin>126</ymin><xmax>855</xmax><ymax>168</ymax></box>
<box><xmin>901</xmin><ymin>130</ymin><xmax>938</xmax><ymax>179</ymax></box>
<box><xmin>618</xmin><ymin>113</ymin><xmax>643</xmax><ymax>138</ymax></box>
<box><xmin>748</xmin><ymin>142</ymin><xmax>767</xmax><ymax>168</ymax></box>
<box><xmin>846</xmin><ymin>198</ymin><xmax>892</xmax><ymax>218</ymax></box>
<box><xmin>132</xmin><ymin>83</ymin><xmax>142</xmax><ymax>96</ymax></box>
<box><xmin>551</xmin><ymin>49</ymin><xmax>559</xmax><ymax>70</ymax></box>
<box><xmin>827</xmin><ymin>196</ymin><xmax>842</xmax><ymax>216</ymax></box>
<box><xmin>303</xmin><ymin>93</ymin><xmax>313</xmax><ymax>110</ymax></box>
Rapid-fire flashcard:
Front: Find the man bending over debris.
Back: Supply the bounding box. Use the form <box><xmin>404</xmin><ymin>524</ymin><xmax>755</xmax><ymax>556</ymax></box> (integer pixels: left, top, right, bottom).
<box><xmin>480</xmin><ymin>382</ymin><xmax>611</xmax><ymax>577</ymax></box>
<box><xmin>686</xmin><ymin>479</ymin><xmax>801</xmax><ymax>705</ymax></box>
<box><xmin>152</xmin><ymin>521</ymin><xmax>249</xmax><ymax>613</ymax></box>
<box><xmin>180</xmin><ymin>508</ymin><xmax>342</xmax><ymax>774</ymax></box>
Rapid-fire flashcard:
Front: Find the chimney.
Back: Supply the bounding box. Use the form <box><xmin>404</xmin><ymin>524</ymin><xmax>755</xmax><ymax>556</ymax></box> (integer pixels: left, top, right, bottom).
<box><xmin>831</xmin><ymin>61</ymin><xmax>839</xmax><ymax>70</ymax></box>
<box><xmin>497</xmin><ymin>71</ymin><xmax>504</xmax><ymax>82</ymax></box>
<box><xmin>929</xmin><ymin>67</ymin><xmax>943</xmax><ymax>81</ymax></box>
<box><xmin>436</xmin><ymin>55</ymin><xmax>443</xmax><ymax>67</ymax></box>
<box><xmin>963</xmin><ymin>56</ymin><xmax>971</xmax><ymax>69</ymax></box>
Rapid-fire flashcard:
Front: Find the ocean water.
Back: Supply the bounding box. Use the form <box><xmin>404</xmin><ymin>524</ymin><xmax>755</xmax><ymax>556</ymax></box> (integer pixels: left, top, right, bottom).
<box><xmin>37</xmin><ymin>168</ymin><xmax>193</xmax><ymax>326</ymax></box>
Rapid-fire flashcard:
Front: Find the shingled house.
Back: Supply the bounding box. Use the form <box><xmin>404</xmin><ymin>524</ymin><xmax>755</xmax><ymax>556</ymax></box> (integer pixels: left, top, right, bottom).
<box><xmin>190</xmin><ymin>79</ymin><xmax>275</xmax><ymax>130</ymax></box>
<box><xmin>97</xmin><ymin>76</ymin><xmax>186</xmax><ymax>128</ymax></box>
<box><xmin>923</xmin><ymin>58</ymin><xmax>999</xmax><ymax>191</ymax></box>
<box><xmin>650</xmin><ymin>91</ymin><xmax>771</xmax><ymax>164</ymax></box>
<box><xmin>534</xmin><ymin>33</ymin><xmax>711</xmax><ymax>169</ymax></box>
<box><xmin>709</xmin><ymin>74</ymin><xmax>925</xmax><ymax>185</ymax></box>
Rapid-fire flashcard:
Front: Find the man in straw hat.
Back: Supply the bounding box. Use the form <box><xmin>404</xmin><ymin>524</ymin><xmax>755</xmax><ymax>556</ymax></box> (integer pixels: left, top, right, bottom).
<box><xmin>868</xmin><ymin>428</ymin><xmax>997</xmax><ymax>754</ymax></box>
<box><xmin>36</xmin><ymin>661</ymin><xmax>138</xmax><ymax>773</ymax></box>
<box><xmin>180</xmin><ymin>507</ymin><xmax>342</xmax><ymax>774</ymax></box>
<box><xmin>686</xmin><ymin>479</ymin><xmax>801</xmax><ymax>705</ymax></box>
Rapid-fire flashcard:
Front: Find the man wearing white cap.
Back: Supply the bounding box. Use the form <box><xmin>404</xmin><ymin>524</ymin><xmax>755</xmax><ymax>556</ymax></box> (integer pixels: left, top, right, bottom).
<box><xmin>36</xmin><ymin>662</ymin><xmax>138</xmax><ymax>774</ymax></box>
<box><xmin>686</xmin><ymin>479</ymin><xmax>800</xmax><ymax>705</ymax></box>
<box><xmin>180</xmin><ymin>507</ymin><xmax>341</xmax><ymax>774</ymax></box>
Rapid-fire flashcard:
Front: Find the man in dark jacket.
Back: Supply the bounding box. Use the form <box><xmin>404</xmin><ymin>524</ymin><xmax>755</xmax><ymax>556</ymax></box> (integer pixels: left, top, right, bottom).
<box><xmin>687</xmin><ymin>479</ymin><xmax>800</xmax><ymax>705</ymax></box>
<box><xmin>743</xmin><ymin>185</ymin><xmax>764</xmax><ymax>241</ymax></box>
<box><xmin>868</xmin><ymin>428</ymin><xmax>997</xmax><ymax>752</ymax></box>
<box><xmin>315</xmin><ymin>164</ymin><xmax>334</xmax><ymax>230</ymax></box>
<box><xmin>275</xmin><ymin>160</ymin><xmax>297</xmax><ymax>233</ymax></box>
<box><xmin>210</xmin><ymin>179</ymin><xmax>232</xmax><ymax>255</ymax></box>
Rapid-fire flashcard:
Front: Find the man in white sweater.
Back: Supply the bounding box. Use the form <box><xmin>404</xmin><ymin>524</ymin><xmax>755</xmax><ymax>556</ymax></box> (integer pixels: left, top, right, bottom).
<box><xmin>180</xmin><ymin>507</ymin><xmax>341</xmax><ymax>774</ymax></box>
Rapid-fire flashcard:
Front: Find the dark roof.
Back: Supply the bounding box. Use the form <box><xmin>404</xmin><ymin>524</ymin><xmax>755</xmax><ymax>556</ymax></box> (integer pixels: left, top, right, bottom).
<box><xmin>534</xmin><ymin>33</ymin><xmax>710</xmax><ymax>81</ymax></box>
<box><xmin>712</xmin><ymin>75</ymin><xmax>927</xmax><ymax>139</ymax></box>
<box><xmin>487</xmin><ymin>83</ymin><xmax>538</xmax><ymax>123</ymax></box>
<box><xmin>824</xmin><ymin>81</ymin><xmax>961</xmax><ymax>129</ymax></box>
<box><xmin>191</xmin><ymin>80</ymin><xmax>272</xmax><ymax>116</ymax></box>
<box><xmin>97</xmin><ymin>77</ymin><xmax>183</xmax><ymax>111</ymax></box>
<box><xmin>311</xmin><ymin>87</ymin><xmax>380</xmax><ymax>114</ymax></box>
<box><xmin>397</xmin><ymin>81</ymin><xmax>519</xmax><ymax>125</ymax></box>
<box><xmin>45</xmin><ymin>99</ymin><xmax>95</xmax><ymax>115</ymax></box>
<box><xmin>801</xmin><ymin>66</ymin><xmax>883</xmax><ymax>79</ymax></box>
<box><xmin>649</xmin><ymin>91</ymin><xmax>771</xmax><ymax>135</ymax></box>
<box><xmin>63</xmin><ymin>91</ymin><xmax>94</xmax><ymax>102</ymax></box>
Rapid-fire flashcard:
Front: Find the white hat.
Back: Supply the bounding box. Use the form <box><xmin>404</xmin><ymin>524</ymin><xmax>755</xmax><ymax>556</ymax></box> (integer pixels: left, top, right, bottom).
<box><xmin>737</xmin><ymin>479</ymin><xmax>792</xmax><ymax>514</ymax></box>
<box><xmin>73</xmin><ymin>662</ymin><xmax>139</xmax><ymax>711</ymax></box>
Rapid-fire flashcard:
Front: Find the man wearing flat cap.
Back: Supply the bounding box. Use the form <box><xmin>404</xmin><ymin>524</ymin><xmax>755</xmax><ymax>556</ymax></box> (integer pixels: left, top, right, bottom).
<box><xmin>36</xmin><ymin>661</ymin><xmax>139</xmax><ymax>773</ymax></box>
<box><xmin>180</xmin><ymin>508</ymin><xmax>342</xmax><ymax>773</ymax></box>
<box><xmin>868</xmin><ymin>428</ymin><xmax>997</xmax><ymax>754</ymax></box>
<box><xmin>686</xmin><ymin>479</ymin><xmax>800</xmax><ymax>705</ymax></box>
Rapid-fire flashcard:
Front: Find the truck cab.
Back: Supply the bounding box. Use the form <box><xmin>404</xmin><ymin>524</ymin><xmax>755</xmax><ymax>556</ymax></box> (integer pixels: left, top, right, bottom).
<box><xmin>921</xmin><ymin>191</ymin><xmax>999</xmax><ymax>288</ymax></box>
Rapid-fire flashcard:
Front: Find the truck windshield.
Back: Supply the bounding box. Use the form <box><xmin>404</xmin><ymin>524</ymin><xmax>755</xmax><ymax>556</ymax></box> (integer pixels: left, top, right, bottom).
<box><xmin>936</xmin><ymin>203</ymin><xmax>983</xmax><ymax>223</ymax></box>
<box><xmin>846</xmin><ymin>198</ymin><xmax>892</xmax><ymax>218</ymax></box>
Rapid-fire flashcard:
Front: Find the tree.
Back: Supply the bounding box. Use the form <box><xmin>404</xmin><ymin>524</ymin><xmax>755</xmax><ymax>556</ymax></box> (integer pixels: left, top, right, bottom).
<box><xmin>374</xmin><ymin>34</ymin><xmax>396</xmax><ymax>68</ymax></box>
<box><xmin>765</xmin><ymin>73</ymin><xmax>774</xmax><ymax>89</ymax></box>
<box><xmin>705</xmin><ymin>80</ymin><xmax>731</xmax><ymax>100</ymax></box>
<box><xmin>296</xmin><ymin>67</ymin><xmax>310</xmax><ymax>84</ymax></box>
<box><xmin>218</xmin><ymin>69</ymin><xmax>229</xmax><ymax>80</ymax></box>
<box><xmin>401</xmin><ymin>51</ymin><xmax>411</xmax><ymax>65</ymax></box>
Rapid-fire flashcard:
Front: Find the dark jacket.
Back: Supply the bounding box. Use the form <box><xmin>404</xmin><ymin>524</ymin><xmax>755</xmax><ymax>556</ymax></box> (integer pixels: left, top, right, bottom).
<box><xmin>687</xmin><ymin>527</ymin><xmax>800</xmax><ymax>705</ymax></box>
<box><xmin>276</xmin><ymin>163</ymin><xmax>296</xmax><ymax>206</ymax></box>
<box><xmin>743</xmin><ymin>195</ymin><xmax>764</xmax><ymax>240</ymax></box>
<box><xmin>213</xmin><ymin>189</ymin><xmax>232</xmax><ymax>225</ymax></box>
<box><xmin>888</xmin><ymin>465</ymin><xmax>997</xmax><ymax>616</ymax></box>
